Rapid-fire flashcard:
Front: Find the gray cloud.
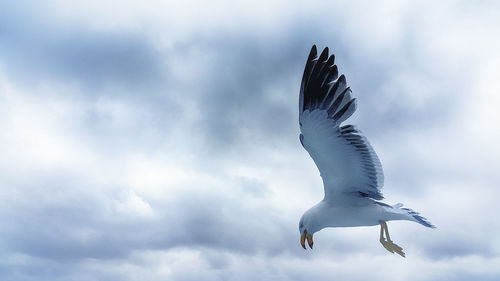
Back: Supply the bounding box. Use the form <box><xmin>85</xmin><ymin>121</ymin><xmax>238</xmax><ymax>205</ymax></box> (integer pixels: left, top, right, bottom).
<box><xmin>0</xmin><ymin>170</ymin><xmax>296</xmax><ymax>262</ymax></box>
<box><xmin>0</xmin><ymin>9</ymin><xmax>165</xmax><ymax>92</ymax></box>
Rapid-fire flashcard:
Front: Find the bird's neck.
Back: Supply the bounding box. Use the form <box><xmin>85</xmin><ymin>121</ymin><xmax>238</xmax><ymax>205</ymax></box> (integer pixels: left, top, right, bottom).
<box><xmin>304</xmin><ymin>201</ymin><xmax>332</xmax><ymax>233</ymax></box>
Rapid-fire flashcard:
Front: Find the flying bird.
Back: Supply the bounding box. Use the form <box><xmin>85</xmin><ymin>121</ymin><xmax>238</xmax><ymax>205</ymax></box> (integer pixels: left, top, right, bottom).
<box><xmin>298</xmin><ymin>45</ymin><xmax>435</xmax><ymax>257</ymax></box>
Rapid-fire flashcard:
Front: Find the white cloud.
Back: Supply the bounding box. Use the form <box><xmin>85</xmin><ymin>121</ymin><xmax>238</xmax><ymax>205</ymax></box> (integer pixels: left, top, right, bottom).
<box><xmin>1</xmin><ymin>0</ymin><xmax>500</xmax><ymax>280</ymax></box>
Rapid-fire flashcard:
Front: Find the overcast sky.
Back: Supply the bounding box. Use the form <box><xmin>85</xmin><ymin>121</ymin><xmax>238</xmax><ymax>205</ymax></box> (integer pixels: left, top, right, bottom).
<box><xmin>1</xmin><ymin>1</ymin><xmax>500</xmax><ymax>280</ymax></box>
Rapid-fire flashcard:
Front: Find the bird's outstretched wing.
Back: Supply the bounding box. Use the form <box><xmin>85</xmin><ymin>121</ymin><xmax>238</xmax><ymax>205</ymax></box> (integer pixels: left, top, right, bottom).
<box><xmin>299</xmin><ymin>45</ymin><xmax>384</xmax><ymax>201</ymax></box>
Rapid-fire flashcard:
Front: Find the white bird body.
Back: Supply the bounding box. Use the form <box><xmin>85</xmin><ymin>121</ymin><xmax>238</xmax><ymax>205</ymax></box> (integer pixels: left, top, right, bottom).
<box><xmin>296</xmin><ymin>45</ymin><xmax>434</xmax><ymax>256</ymax></box>
<box><xmin>302</xmin><ymin>199</ymin><xmax>417</xmax><ymax>232</ymax></box>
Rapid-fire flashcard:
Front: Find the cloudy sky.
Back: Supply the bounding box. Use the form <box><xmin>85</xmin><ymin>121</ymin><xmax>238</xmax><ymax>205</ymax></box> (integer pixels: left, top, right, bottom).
<box><xmin>1</xmin><ymin>0</ymin><xmax>500</xmax><ymax>280</ymax></box>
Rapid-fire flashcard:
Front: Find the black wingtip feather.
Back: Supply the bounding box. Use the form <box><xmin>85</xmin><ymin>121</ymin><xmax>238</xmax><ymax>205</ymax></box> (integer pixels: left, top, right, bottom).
<box><xmin>300</xmin><ymin>45</ymin><xmax>319</xmax><ymax>112</ymax></box>
<box><xmin>319</xmin><ymin>47</ymin><xmax>329</xmax><ymax>62</ymax></box>
<box><xmin>332</xmin><ymin>98</ymin><xmax>356</xmax><ymax>124</ymax></box>
<box><xmin>327</xmin><ymin>86</ymin><xmax>349</xmax><ymax>117</ymax></box>
<box><xmin>300</xmin><ymin>45</ymin><xmax>356</xmax><ymax>124</ymax></box>
<box><xmin>337</xmin><ymin>74</ymin><xmax>346</xmax><ymax>87</ymax></box>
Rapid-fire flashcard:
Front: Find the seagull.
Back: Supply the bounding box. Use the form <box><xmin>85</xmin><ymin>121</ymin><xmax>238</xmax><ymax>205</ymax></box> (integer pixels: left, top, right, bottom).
<box><xmin>298</xmin><ymin>45</ymin><xmax>435</xmax><ymax>257</ymax></box>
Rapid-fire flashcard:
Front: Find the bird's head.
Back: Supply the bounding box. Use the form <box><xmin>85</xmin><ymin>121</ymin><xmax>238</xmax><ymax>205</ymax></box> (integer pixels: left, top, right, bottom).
<box><xmin>299</xmin><ymin>214</ymin><xmax>315</xmax><ymax>249</ymax></box>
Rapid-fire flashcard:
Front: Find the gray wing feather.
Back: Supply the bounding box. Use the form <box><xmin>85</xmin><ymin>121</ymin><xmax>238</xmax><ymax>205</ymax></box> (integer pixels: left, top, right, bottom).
<box><xmin>298</xmin><ymin>45</ymin><xmax>384</xmax><ymax>201</ymax></box>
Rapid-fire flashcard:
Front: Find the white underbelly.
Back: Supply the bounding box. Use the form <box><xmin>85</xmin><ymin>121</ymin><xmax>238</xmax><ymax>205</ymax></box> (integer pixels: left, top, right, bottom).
<box><xmin>326</xmin><ymin>205</ymin><xmax>389</xmax><ymax>227</ymax></box>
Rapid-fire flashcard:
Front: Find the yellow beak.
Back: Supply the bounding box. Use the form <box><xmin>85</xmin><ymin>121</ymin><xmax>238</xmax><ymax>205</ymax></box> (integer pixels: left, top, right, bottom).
<box><xmin>300</xmin><ymin>230</ymin><xmax>314</xmax><ymax>249</ymax></box>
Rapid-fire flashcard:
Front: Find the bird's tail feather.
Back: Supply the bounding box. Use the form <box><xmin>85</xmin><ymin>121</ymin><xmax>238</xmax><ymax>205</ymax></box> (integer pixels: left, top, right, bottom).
<box><xmin>399</xmin><ymin>206</ymin><xmax>436</xmax><ymax>228</ymax></box>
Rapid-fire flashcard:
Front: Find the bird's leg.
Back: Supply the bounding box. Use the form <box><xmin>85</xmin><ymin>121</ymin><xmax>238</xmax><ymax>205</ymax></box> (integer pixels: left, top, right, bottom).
<box><xmin>379</xmin><ymin>221</ymin><xmax>405</xmax><ymax>257</ymax></box>
<box><xmin>382</xmin><ymin>221</ymin><xmax>391</xmax><ymax>241</ymax></box>
<box><xmin>384</xmin><ymin>223</ymin><xmax>405</xmax><ymax>257</ymax></box>
<box><xmin>379</xmin><ymin>221</ymin><xmax>394</xmax><ymax>253</ymax></box>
